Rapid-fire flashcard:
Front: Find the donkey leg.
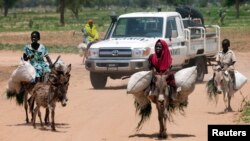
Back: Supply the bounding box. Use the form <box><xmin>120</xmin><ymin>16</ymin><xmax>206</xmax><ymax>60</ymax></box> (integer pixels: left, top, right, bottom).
<box><xmin>44</xmin><ymin>108</ymin><xmax>50</xmax><ymax>125</ymax></box>
<box><xmin>24</xmin><ymin>92</ymin><xmax>29</xmax><ymax>123</ymax></box>
<box><xmin>227</xmin><ymin>95</ymin><xmax>233</xmax><ymax>112</ymax></box>
<box><xmin>33</xmin><ymin>106</ymin><xmax>39</xmax><ymax>129</ymax></box>
<box><xmin>162</xmin><ymin>117</ymin><xmax>167</xmax><ymax>138</ymax></box>
<box><xmin>38</xmin><ymin>108</ymin><xmax>44</xmax><ymax>127</ymax></box>
<box><xmin>223</xmin><ymin>92</ymin><xmax>229</xmax><ymax>112</ymax></box>
<box><xmin>157</xmin><ymin>108</ymin><xmax>167</xmax><ymax>138</ymax></box>
<box><xmin>51</xmin><ymin>108</ymin><xmax>56</xmax><ymax>131</ymax></box>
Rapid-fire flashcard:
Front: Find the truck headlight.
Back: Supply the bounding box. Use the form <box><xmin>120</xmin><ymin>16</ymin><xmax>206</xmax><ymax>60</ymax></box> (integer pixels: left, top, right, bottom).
<box><xmin>143</xmin><ymin>47</ymin><xmax>151</xmax><ymax>56</ymax></box>
<box><xmin>133</xmin><ymin>47</ymin><xmax>151</xmax><ymax>57</ymax></box>
<box><xmin>87</xmin><ymin>48</ymin><xmax>99</xmax><ymax>58</ymax></box>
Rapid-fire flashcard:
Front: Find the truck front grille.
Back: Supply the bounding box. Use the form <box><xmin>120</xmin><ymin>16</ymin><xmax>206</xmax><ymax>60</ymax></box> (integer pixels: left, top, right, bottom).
<box><xmin>96</xmin><ymin>63</ymin><xmax>129</xmax><ymax>67</ymax></box>
<box><xmin>99</xmin><ymin>49</ymin><xmax>132</xmax><ymax>57</ymax></box>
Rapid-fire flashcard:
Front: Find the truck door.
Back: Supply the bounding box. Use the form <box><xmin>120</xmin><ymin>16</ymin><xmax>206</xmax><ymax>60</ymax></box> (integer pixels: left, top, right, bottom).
<box><xmin>165</xmin><ymin>16</ymin><xmax>187</xmax><ymax>66</ymax></box>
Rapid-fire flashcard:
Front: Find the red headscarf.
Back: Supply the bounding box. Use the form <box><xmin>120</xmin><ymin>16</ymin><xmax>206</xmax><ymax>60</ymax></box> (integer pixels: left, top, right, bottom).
<box><xmin>150</xmin><ymin>39</ymin><xmax>172</xmax><ymax>73</ymax></box>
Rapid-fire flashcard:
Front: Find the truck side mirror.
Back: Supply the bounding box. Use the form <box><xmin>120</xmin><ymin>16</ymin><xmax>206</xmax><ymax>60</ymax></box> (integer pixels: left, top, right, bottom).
<box><xmin>110</xmin><ymin>15</ymin><xmax>118</xmax><ymax>23</ymax></box>
<box><xmin>169</xmin><ymin>36</ymin><xmax>172</xmax><ymax>42</ymax></box>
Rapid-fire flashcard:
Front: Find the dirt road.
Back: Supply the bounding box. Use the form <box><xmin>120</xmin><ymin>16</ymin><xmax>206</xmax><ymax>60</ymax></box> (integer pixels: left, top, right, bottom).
<box><xmin>0</xmin><ymin>50</ymin><xmax>249</xmax><ymax>141</ymax></box>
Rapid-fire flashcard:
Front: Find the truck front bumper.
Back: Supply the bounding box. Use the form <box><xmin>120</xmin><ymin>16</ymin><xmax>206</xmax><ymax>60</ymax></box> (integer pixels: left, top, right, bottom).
<box><xmin>85</xmin><ymin>59</ymin><xmax>149</xmax><ymax>73</ymax></box>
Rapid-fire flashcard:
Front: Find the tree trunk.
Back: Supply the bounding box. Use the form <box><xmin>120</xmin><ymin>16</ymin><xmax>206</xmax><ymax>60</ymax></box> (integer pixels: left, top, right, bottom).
<box><xmin>235</xmin><ymin>0</ymin><xmax>240</xmax><ymax>19</ymax></box>
<box><xmin>4</xmin><ymin>3</ymin><xmax>8</xmax><ymax>17</ymax></box>
<box><xmin>60</xmin><ymin>0</ymin><xmax>65</xmax><ymax>26</ymax></box>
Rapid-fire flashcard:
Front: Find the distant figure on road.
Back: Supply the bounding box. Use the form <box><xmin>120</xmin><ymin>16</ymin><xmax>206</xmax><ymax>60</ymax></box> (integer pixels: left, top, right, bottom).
<box><xmin>81</xmin><ymin>19</ymin><xmax>100</xmax><ymax>62</ymax></box>
<box><xmin>82</xmin><ymin>19</ymin><xmax>99</xmax><ymax>48</ymax></box>
<box><xmin>216</xmin><ymin>39</ymin><xmax>236</xmax><ymax>88</ymax></box>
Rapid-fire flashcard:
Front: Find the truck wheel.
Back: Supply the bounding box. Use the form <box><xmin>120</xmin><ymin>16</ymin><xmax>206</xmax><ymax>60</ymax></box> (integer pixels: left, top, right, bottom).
<box><xmin>195</xmin><ymin>58</ymin><xmax>205</xmax><ymax>83</ymax></box>
<box><xmin>90</xmin><ymin>72</ymin><xmax>107</xmax><ymax>89</ymax></box>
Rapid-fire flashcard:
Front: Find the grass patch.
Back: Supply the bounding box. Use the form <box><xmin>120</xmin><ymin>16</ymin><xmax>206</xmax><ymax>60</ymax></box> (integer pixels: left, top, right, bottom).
<box><xmin>241</xmin><ymin>101</ymin><xmax>250</xmax><ymax>123</ymax></box>
<box><xmin>1</xmin><ymin>6</ymin><xmax>250</xmax><ymax>32</ymax></box>
<box><xmin>0</xmin><ymin>44</ymin><xmax>78</xmax><ymax>54</ymax></box>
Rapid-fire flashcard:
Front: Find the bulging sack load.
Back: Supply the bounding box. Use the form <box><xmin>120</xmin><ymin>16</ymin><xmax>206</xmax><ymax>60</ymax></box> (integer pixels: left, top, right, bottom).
<box><xmin>175</xmin><ymin>66</ymin><xmax>197</xmax><ymax>90</ymax></box>
<box><xmin>174</xmin><ymin>66</ymin><xmax>197</xmax><ymax>103</ymax></box>
<box><xmin>127</xmin><ymin>71</ymin><xmax>152</xmax><ymax>94</ymax></box>
<box><xmin>127</xmin><ymin>67</ymin><xmax>197</xmax><ymax>107</ymax></box>
<box><xmin>7</xmin><ymin>61</ymin><xmax>36</xmax><ymax>94</ymax></box>
<box><xmin>234</xmin><ymin>70</ymin><xmax>248</xmax><ymax>90</ymax></box>
<box><xmin>10</xmin><ymin>61</ymin><xmax>36</xmax><ymax>83</ymax></box>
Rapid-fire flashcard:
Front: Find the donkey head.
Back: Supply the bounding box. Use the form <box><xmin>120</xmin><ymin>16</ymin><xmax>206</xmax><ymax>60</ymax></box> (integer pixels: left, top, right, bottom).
<box><xmin>152</xmin><ymin>69</ymin><xmax>170</xmax><ymax>110</ymax></box>
<box><xmin>49</xmin><ymin>64</ymin><xmax>71</xmax><ymax>107</ymax></box>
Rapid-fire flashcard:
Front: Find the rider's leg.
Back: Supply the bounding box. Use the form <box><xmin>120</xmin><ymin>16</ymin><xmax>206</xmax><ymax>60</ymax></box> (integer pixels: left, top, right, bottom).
<box><xmin>167</xmin><ymin>73</ymin><xmax>180</xmax><ymax>101</ymax></box>
<box><xmin>229</xmin><ymin>70</ymin><xmax>236</xmax><ymax>89</ymax></box>
<box><xmin>148</xmin><ymin>76</ymin><xmax>157</xmax><ymax>103</ymax></box>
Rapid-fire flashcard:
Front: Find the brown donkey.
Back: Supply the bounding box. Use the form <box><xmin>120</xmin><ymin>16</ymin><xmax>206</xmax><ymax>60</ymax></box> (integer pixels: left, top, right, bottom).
<box><xmin>31</xmin><ymin>64</ymin><xmax>71</xmax><ymax>131</ymax></box>
<box><xmin>6</xmin><ymin>56</ymin><xmax>70</xmax><ymax>125</ymax></box>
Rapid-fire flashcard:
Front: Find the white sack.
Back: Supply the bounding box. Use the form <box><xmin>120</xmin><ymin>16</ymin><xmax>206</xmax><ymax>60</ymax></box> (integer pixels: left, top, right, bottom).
<box><xmin>174</xmin><ymin>66</ymin><xmax>197</xmax><ymax>102</ymax></box>
<box><xmin>7</xmin><ymin>61</ymin><xmax>36</xmax><ymax>93</ymax></box>
<box><xmin>10</xmin><ymin>61</ymin><xmax>36</xmax><ymax>83</ymax></box>
<box><xmin>234</xmin><ymin>71</ymin><xmax>248</xmax><ymax>90</ymax></box>
<box><xmin>175</xmin><ymin>66</ymin><xmax>197</xmax><ymax>90</ymax></box>
<box><xmin>127</xmin><ymin>71</ymin><xmax>152</xmax><ymax>94</ymax></box>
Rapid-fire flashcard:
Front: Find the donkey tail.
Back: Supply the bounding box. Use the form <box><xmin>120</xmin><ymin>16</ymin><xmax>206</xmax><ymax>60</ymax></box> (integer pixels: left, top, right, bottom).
<box><xmin>28</xmin><ymin>95</ymin><xmax>35</xmax><ymax>113</ymax></box>
<box><xmin>135</xmin><ymin>101</ymin><xmax>152</xmax><ymax>131</ymax></box>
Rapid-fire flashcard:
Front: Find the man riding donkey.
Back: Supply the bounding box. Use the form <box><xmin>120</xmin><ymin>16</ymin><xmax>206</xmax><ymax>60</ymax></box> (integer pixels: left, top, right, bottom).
<box><xmin>215</xmin><ymin>39</ymin><xmax>236</xmax><ymax>90</ymax></box>
<box><xmin>148</xmin><ymin>39</ymin><xmax>180</xmax><ymax>103</ymax></box>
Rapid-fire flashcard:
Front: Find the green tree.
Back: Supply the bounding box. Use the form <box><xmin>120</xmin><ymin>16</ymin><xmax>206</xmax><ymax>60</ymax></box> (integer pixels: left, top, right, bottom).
<box><xmin>66</xmin><ymin>0</ymin><xmax>82</xmax><ymax>19</ymax></box>
<box><xmin>135</xmin><ymin>0</ymin><xmax>151</xmax><ymax>8</ymax></box>
<box><xmin>0</xmin><ymin>0</ymin><xmax>3</xmax><ymax>7</ymax></box>
<box><xmin>235</xmin><ymin>0</ymin><xmax>240</xmax><ymax>18</ymax></box>
<box><xmin>222</xmin><ymin>0</ymin><xmax>244</xmax><ymax>19</ymax></box>
<box><xmin>59</xmin><ymin>0</ymin><xmax>65</xmax><ymax>26</ymax></box>
<box><xmin>82</xmin><ymin>0</ymin><xmax>95</xmax><ymax>7</ymax></box>
<box><xmin>2</xmin><ymin>0</ymin><xmax>18</xmax><ymax>17</ymax></box>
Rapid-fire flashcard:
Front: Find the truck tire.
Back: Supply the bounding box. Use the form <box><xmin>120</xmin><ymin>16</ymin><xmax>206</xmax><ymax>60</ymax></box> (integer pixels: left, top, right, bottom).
<box><xmin>195</xmin><ymin>57</ymin><xmax>206</xmax><ymax>83</ymax></box>
<box><xmin>90</xmin><ymin>72</ymin><xmax>107</xmax><ymax>89</ymax></box>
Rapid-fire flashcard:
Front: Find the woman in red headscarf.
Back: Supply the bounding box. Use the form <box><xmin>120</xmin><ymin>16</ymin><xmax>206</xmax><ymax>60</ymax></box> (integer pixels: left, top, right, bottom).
<box><xmin>148</xmin><ymin>39</ymin><xmax>177</xmax><ymax>101</ymax></box>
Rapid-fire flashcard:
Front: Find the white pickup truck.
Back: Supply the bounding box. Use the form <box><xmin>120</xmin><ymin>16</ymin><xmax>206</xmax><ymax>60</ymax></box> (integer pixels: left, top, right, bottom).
<box><xmin>85</xmin><ymin>12</ymin><xmax>220</xmax><ymax>89</ymax></box>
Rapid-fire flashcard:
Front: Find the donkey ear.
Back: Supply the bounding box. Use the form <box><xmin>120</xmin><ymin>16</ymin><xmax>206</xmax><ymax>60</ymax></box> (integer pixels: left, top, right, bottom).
<box><xmin>66</xmin><ymin>64</ymin><xmax>71</xmax><ymax>74</ymax></box>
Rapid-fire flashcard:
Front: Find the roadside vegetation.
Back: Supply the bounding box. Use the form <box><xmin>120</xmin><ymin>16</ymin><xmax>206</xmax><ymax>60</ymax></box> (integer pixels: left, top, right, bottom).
<box><xmin>1</xmin><ymin>5</ymin><xmax>250</xmax><ymax>53</ymax></box>
<box><xmin>240</xmin><ymin>101</ymin><xmax>250</xmax><ymax>123</ymax></box>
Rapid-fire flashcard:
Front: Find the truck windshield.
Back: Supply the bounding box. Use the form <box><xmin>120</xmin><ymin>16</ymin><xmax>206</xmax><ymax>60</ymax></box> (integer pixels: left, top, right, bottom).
<box><xmin>112</xmin><ymin>17</ymin><xmax>163</xmax><ymax>38</ymax></box>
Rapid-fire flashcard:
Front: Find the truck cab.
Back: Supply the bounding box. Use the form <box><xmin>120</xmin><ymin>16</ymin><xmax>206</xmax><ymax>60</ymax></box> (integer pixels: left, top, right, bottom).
<box><xmin>85</xmin><ymin>12</ymin><xmax>220</xmax><ymax>89</ymax></box>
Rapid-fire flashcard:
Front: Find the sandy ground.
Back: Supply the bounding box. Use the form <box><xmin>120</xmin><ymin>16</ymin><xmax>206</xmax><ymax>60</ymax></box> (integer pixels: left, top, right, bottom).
<box><xmin>0</xmin><ymin>50</ymin><xmax>249</xmax><ymax>141</ymax></box>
